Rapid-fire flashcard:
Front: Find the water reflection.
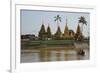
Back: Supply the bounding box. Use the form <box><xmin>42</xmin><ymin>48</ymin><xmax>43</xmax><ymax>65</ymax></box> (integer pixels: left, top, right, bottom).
<box><xmin>21</xmin><ymin>48</ymin><xmax>89</xmax><ymax>63</ymax></box>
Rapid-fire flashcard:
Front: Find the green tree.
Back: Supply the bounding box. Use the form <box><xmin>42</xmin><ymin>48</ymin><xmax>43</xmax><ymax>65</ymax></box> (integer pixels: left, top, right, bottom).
<box><xmin>76</xmin><ymin>24</ymin><xmax>81</xmax><ymax>34</ymax></box>
<box><xmin>54</xmin><ymin>26</ymin><xmax>62</xmax><ymax>39</ymax></box>
<box><xmin>78</xmin><ymin>16</ymin><xmax>87</xmax><ymax>34</ymax></box>
<box><xmin>74</xmin><ymin>24</ymin><xmax>83</xmax><ymax>41</ymax></box>
<box><xmin>54</xmin><ymin>15</ymin><xmax>61</xmax><ymax>26</ymax></box>
<box><xmin>38</xmin><ymin>24</ymin><xmax>46</xmax><ymax>39</ymax></box>
<box><xmin>54</xmin><ymin>15</ymin><xmax>62</xmax><ymax>40</ymax></box>
<box><xmin>47</xmin><ymin>26</ymin><xmax>52</xmax><ymax>38</ymax></box>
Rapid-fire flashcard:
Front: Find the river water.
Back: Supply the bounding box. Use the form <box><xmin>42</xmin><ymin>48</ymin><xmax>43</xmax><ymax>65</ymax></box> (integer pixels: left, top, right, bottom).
<box><xmin>21</xmin><ymin>48</ymin><xmax>89</xmax><ymax>63</ymax></box>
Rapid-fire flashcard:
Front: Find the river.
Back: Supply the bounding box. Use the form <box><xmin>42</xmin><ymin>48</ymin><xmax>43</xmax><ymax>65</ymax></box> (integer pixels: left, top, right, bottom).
<box><xmin>21</xmin><ymin>47</ymin><xmax>89</xmax><ymax>63</ymax></box>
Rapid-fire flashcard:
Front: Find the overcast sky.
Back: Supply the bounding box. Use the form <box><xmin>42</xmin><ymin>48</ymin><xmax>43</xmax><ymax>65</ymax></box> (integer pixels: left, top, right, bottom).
<box><xmin>21</xmin><ymin>10</ymin><xmax>90</xmax><ymax>37</ymax></box>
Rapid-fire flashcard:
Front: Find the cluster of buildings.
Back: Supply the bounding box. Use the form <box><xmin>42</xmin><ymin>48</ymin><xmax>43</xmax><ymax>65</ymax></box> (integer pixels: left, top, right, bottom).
<box><xmin>38</xmin><ymin>24</ymin><xmax>75</xmax><ymax>40</ymax></box>
<box><xmin>21</xmin><ymin>22</ymin><xmax>83</xmax><ymax>41</ymax></box>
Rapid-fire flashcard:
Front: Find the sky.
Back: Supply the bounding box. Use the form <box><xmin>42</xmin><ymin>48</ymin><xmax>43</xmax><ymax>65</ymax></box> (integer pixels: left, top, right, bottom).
<box><xmin>21</xmin><ymin>9</ymin><xmax>90</xmax><ymax>37</ymax></box>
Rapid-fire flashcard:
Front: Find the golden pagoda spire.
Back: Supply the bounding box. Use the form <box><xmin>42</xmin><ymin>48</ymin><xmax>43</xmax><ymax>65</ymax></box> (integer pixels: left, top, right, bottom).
<box><xmin>63</xmin><ymin>18</ymin><xmax>69</xmax><ymax>38</ymax></box>
<box><xmin>64</xmin><ymin>18</ymin><xmax>68</xmax><ymax>33</ymax></box>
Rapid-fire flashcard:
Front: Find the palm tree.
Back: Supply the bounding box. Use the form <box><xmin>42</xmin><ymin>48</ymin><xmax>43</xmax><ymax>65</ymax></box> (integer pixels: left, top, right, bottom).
<box><xmin>54</xmin><ymin>15</ymin><xmax>61</xmax><ymax>26</ymax></box>
<box><xmin>78</xmin><ymin>16</ymin><xmax>87</xmax><ymax>34</ymax></box>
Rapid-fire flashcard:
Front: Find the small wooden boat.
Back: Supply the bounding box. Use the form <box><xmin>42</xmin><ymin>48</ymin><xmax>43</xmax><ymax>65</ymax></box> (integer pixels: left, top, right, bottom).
<box><xmin>77</xmin><ymin>49</ymin><xmax>85</xmax><ymax>56</ymax></box>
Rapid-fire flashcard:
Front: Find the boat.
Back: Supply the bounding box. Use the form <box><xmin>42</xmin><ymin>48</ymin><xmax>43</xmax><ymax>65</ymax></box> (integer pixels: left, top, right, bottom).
<box><xmin>77</xmin><ymin>49</ymin><xmax>85</xmax><ymax>56</ymax></box>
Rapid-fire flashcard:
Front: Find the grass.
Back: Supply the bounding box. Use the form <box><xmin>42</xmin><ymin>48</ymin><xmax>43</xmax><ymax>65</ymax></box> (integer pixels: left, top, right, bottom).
<box><xmin>28</xmin><ymin>40</ymin><xmax>74</xmax><ymax>46</ymax></box>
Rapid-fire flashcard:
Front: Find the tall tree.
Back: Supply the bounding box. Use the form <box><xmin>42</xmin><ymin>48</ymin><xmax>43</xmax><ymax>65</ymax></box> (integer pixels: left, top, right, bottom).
<box><xmin>38</xmin><ymin>24</ymin><xmax>46</xmax><ymax>39</ymax></box>
<box><xmin>47</xmin><ymin>26</ymin><xmax>52</xmax><ymax>38</ymax></box>
<box><xmin>54</xmin><ymin>15</ymin><xmax>61</xmax><ymax>26</ymax></box>
<box><xmin>54</xmin><ymin>26</ymin><xmax>62</xmax><ymax>39</ymax></box>
<box><xmin>76</xmin><ymin>24</ymin><xmax>81</xmax><ymax>34</ymax></box>
<box><xmin>78</xmin><ymin>16</ymin><xmax>87</xmax><ymax>34</ymax></box>
<box><xmin>74</xmin><ymin>24</ymin><xmax>83</xmax><ymax>41</ymax></box>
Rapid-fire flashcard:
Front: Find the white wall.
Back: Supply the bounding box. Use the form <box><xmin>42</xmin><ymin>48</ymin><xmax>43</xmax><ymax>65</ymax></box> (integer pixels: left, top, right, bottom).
<box><xmin>0</xmin><ymin>0</ymin><xmax>100</xmax><ymax>73</ymax></box>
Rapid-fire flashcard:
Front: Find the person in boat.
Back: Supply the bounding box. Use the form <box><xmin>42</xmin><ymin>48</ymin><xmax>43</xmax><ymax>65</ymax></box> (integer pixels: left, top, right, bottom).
<box><xmin>77</xmin><ymin>49</ymin><xmax>85</xmax><ymax>56</ymax></box>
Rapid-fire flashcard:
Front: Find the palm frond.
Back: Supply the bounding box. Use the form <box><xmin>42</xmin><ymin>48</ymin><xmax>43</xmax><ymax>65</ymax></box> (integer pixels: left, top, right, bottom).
<box><xmin>78</xmin><ymin>16</ymin><xmax>87</xmax><ymax>25</ymax></box>
<box><xmin>54</xmin><ymin>15</ymin><xmax>61</xmax><ymax>22</ymax></box>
